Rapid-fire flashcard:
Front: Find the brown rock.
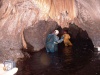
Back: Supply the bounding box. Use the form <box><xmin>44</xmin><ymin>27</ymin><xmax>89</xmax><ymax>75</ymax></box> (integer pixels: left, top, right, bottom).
<box><xmin>24</xmin><ymin>20</ymin><xmax>58</xmax><ymax>51</ymax></box>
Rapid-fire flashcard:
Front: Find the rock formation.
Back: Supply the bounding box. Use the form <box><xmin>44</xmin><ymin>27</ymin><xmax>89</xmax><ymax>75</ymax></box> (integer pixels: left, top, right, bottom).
<box><xmin>0</xmin><ymin>0</ymin><xmax>100</xmax><ymax>62</ymax></box>
<box><xmin>75</xmin><ymin>0</ymin><xmax>100</xmax><ymax>48</ymax></box>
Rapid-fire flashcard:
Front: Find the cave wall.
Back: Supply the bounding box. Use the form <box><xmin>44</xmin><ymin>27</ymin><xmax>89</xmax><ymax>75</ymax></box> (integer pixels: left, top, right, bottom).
<box><xmin>75</xmin><ymin>0</ymin><xmax>100</xmax><ymax>48</ymax></box>
<box><xmin>0</xmin><ymin>0</ymin><xmax>75</xmax><ymax>62</ymax></box>
<box><xmin>0</xmin><ymin>0</ymin><xmax>39</xmax><ymax>62</ymax></box>
<box><xmin>0</xmin><ymin>0</ymin><xmax>100</xmax><ymax>62</ymax></box>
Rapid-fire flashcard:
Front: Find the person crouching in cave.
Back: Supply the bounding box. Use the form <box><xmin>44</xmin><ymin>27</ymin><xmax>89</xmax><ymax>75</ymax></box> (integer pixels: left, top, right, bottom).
<box><xmin>63</xmin><ymin>30</ymin><xmax>72</xmax><ymax>47</ymax></box>
<box><xmin>45</xmin><ymin>30</ymin><xmax>63</xmax><ymax>53</ymax></box>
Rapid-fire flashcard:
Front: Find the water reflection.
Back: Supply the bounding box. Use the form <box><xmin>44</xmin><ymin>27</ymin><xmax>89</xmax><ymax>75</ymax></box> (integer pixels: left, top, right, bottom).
<box><xmin>40</xmin><ymin>53</ymin><xmax>51</xmax><ymax>66</ymax></box>
<box><xmin>63</xmin><ymin>46</ymin><xmax>73</xmax><ymax>64</ymax></box>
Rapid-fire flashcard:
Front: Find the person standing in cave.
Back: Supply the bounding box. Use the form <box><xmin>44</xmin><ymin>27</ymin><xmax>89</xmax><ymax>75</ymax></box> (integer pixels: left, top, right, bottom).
<box><xmin>45</xmin><ymin>30</ymin><xmax>63</xmax><ymax>53</ymax></box>
<box><xmin>63</xmin><ymin>30</ymin><xmax>72</xmax><ymax>47</ymax></box>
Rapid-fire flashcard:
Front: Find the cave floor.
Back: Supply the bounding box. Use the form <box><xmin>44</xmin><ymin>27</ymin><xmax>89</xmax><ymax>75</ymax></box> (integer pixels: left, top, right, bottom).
<box><xmin>16</xmin><ymin>42</ymin><xmax>100</xmax><ymax>75</ymax></box>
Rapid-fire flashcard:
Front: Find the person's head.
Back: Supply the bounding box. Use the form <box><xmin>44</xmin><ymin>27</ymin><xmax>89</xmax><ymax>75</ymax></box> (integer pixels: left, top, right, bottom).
<box><xmin>54</xmin><ymin>30</ymin><xmax>59</xmax><ymax>35</ymax></box>
<box><xmin>63</xmin><ymin>30</ymin><xmax>68</xmax><ymax>34</ymax></box>
<box><xmin>63</xmin><ymin>31</ymin><xmax>67</xmax><ymax>34</ymax></box>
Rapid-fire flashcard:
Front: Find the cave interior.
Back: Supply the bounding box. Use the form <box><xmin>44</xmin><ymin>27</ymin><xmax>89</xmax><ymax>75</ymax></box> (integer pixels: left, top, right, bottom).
<box><xmin>0</xmin><ymin>0</ymin><xmax>100</xmax><ymax>75</ymax></box>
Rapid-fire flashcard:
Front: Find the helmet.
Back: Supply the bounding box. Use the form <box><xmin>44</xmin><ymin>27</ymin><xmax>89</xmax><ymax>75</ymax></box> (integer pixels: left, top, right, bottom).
<box><xmin>54</xmin><ymin>30</ymin><xmax>59</xmax><ymax>35</ymax></box>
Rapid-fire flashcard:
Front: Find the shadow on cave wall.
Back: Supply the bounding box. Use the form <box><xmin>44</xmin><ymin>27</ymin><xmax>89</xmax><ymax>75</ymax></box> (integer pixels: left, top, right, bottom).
<box><xmin>69</xmin><ymin>23</ymin><xmax>94</xmax><ymax>50</ymax></box>
<box><xmin>57</xmin><ymin>23</ymin><xmax>94</xmax><ymax>52</ymax></box>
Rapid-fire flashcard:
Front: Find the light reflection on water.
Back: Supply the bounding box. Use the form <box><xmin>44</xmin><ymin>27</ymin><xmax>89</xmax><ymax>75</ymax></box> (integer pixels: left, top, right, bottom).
<box><xmin>63</xmin><ymin>46</ymin><xmax>73</xmax><ymax>64</ymax></box>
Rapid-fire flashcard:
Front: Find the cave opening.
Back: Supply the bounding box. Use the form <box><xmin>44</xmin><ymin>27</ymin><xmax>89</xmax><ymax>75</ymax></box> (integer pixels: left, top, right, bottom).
<box><xmin>16</xmin><ymin>20</ymin><xmax>96</xmax><ymax>75</ymax></box>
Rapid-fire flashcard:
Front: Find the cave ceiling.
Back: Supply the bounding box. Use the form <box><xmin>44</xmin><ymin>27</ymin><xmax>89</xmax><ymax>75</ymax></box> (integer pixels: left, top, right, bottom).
<box><xmin>0</xmin><ymin>0</ymin><xmax>76</xmax><ymax>28</ymax></box>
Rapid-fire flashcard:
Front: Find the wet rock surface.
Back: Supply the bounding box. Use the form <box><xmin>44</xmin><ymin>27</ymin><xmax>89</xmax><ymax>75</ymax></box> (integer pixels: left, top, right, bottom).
<box><xmin>16</xmin><ymin>39</ymin><xmax>100</xmax><ymax>75</ymax></box>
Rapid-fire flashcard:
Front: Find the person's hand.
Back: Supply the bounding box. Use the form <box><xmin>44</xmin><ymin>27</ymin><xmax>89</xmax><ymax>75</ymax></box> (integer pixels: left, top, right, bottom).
<box><xmin>61</xmin><ymin>36</ymin><xmax>64</xmax><ymax>39</ymax></box>
<box><xmin>54</xmin><ymin>42</ymin><xmax>58</xmax><ymax>44</ymax></box>
<box><xmin>0</xmin><ymin>64</ymin><xmax>18</xmax><ymax>75</ymax></box>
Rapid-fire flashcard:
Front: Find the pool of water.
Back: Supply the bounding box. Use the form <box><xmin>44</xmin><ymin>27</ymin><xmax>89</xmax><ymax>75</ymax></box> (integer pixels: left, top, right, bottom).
<box><xmin>16</xmin><ymin>41</ymin><xmax>100</xmax><ymax>75</ymax></box>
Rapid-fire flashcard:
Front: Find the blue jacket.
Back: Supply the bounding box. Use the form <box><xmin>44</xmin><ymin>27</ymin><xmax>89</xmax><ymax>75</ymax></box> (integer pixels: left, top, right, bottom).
<box><xmin>46</xmin><ymin>33</ymin><xmax>63</xmax><ymax>52</ymax></box>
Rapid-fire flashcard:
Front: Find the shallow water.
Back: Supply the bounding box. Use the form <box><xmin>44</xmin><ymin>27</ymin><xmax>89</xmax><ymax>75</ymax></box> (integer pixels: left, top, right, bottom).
<box><xmin>16</xmin><ymin>42</ymin><xmax>100</xmax><ymax>75</ymax></box>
